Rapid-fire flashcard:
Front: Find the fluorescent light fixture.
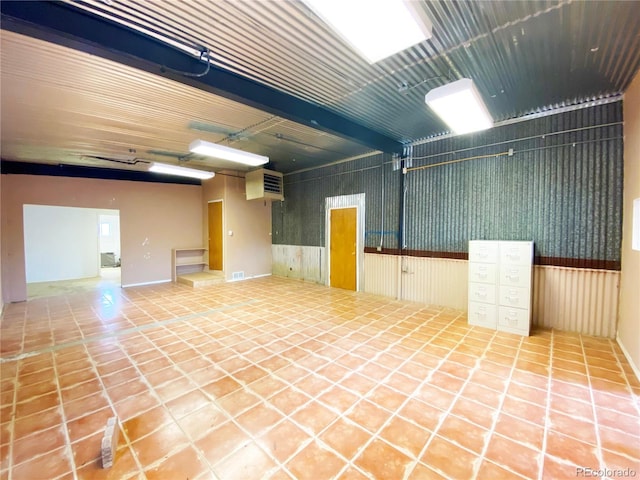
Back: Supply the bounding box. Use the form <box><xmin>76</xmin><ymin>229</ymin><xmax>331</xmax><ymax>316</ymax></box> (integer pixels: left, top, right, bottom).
<box><xmin>189</xmin><ymin>139</ymin><xmax>268</xmax><ymax>167</ymax></box>
<box><xmin>303</xmin><ymin>0</ymin><xmax>432</xmax><ymax>63</ymax></box>
<box><xmin>149</xmin><ymin>162</ymin><xmax>215</xmax><ymax>180</ymax></box>
<box><xmin>425</xmin><ymin>78</ymin><xmax>493</xmax><ymax>135</ymax></box>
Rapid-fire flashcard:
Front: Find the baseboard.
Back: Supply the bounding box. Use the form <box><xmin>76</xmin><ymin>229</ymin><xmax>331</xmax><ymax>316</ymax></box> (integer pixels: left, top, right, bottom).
<box><xmin>616</xmin><ymin>333</ymin><xmax>640</xmax><ymax>384</ymax></box>
<box><xmin>227</xmin><ymin>273</ymin><xmax>272</xmax><ymax>283</ymax></box>
<box><xmin>121</xmin><ymin>279</ymin><xmax>171</xmax><ymax>288</ymax></box>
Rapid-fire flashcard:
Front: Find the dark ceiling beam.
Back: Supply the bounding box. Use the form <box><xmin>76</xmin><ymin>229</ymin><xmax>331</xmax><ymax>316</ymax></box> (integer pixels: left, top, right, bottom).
<box><xmin>0</xmin><ymin>160</ymin><xmax>201</xmax><ymax>185</ymax></box>
<box><xmin>0</xmin><ymin>1</ymin><xmax>404</xmax><ymax>155</ymax></box>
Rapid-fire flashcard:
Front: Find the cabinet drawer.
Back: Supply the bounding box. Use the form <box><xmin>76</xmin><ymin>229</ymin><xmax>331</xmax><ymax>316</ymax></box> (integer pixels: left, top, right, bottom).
<box><xmin>469</xmin><ymin>262</ymin><xmax>497</xmax><ymax>284</ymax></box>
<box><xmin>498</xmin><ymin>286</ymin><xmax>530</xmax><ymax>309</ymax></box>
<box><xmin>468</xmin><ymin>302</ymin><xmax>497</xmax><ymax>329</ymax></box>
<box><xmin>469</xmin><ymin>241</ymin><xmax>499</xmax><ymax>263</ymax></box>
<box><xmin>499</xmin><ymin>264</ymin><xmax>531</xmax><ymax>288</ymax></box>
<box><xmin>469</xmin><ymin>282</ymin><xmax>497</xmax><ymax>304</ymax></box>
<box><xmin>499</xmin><ymin>241</ymin><xmax>533</xmax><ymax>266</ymax></box>
<box><xmin>497</xmin><ymin>306</ymin><xmax>530</xmax><ymax>334</ymax></box>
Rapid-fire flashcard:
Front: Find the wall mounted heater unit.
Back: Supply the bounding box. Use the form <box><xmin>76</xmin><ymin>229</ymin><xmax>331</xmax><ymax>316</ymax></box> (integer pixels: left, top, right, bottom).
<box><xmin>245</xmin><ymin>168</ymin><xmax>284</xmax><ymax>201</ymax></box>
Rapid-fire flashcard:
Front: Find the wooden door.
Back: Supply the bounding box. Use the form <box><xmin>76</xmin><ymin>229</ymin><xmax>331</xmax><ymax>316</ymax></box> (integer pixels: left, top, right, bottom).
<box><xmin>208</xmin><ymin>201</ymin><xmax>223</xmax><ymax>271</ymax></box>
<box><xmin>330</xmin><ymin>207</ymin><xmax>357</xmax><ymax>290</ymax></box>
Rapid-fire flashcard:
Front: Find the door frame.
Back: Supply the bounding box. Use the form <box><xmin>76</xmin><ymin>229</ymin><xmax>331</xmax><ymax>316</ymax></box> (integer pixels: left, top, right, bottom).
<box><xmin>207</xmin><ymin>199</ymin><xmax>224</xmax><ymax>272</ymax></box>
<box><xmin>325</xmin><ymin>193</ymin><xmax>365</xmax><ymax>291</ymax></box>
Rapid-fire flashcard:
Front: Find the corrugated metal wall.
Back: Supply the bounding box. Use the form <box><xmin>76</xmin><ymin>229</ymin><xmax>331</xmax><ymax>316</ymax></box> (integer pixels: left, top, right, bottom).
<box><xmin>407</xmin><ymin>102</ymin><xmax>623</xmax><ymax>262</ymax></box>
<box><xmin>274</xmin><ymin>104</ymin><xmax>623</xmax><ymax>337</ymax></box>
<box><xmin>274</xmin><ymin>103</ymin><xmax>623</xmax><ymax>266</ymax></box>
<box><xmin>273</xmin><ymin>153</ymin><xmax>401</xmax><ymax>250</ymax></box>
<box><xmin>532</xmin><ymin>265</ymin><xmax>620</xmax><ymax>338</ymax></box>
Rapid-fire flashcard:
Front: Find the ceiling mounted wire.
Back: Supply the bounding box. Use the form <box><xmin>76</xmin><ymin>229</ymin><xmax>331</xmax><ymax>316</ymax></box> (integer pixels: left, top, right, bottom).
<box><xmin>397</xmin><ymin>74</ymin><xmax>449</xmax><ymax>94</ymax></box>
<box><xmin>80</xmin><ymin>155</ymin><xmax>149</xmax><ymax>166</ymax></box>
<box><xmin>217</xmin><ymin>115</ymin><xmax>282</xmax><ymax>145</ymax></box>
<box><xmin>161</xmin><ymin>46</ymin><xmax>211</xmax><ymax>78</ymax></box>
<box><xmin>274</xmin><ymin>133</ymin><xmax>345</xmax><ymax>154</ymax></box>
<box><xmin>405</xmin><ymin>150</ymin><xmax>511</xmax><ymax>173</ymax></box>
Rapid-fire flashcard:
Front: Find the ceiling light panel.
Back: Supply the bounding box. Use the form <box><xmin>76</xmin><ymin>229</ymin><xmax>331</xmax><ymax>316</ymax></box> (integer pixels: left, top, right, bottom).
<box><xmin>425</xmin><ymin>78</ymin><xmax>493</xmax><ymax>135</ymax></box>
<box><xmin>149</xmin><ymin>162</ymin><xmax>215</xmax><ymax>179</ymax></box>
<box><xmin>303</xmin><ymin>0</ymin><xmax>432</xmax><ymax>63</ymax></box>
<box><xmin>189</xmin><ymin>139</ymin><xmax>268</xmax><ymax>166</ymax></box>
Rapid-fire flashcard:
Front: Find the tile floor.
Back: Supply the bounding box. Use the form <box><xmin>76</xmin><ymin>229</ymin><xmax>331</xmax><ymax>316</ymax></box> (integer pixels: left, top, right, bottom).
<box><xmin>0</xmin><ymin>276</ymin><xmax>639</xmax><ymax>479</ymax></box>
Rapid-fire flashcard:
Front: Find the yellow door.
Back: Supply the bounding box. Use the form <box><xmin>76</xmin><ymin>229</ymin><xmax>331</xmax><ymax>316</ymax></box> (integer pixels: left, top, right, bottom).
<box><xmin>330</xmin><ymin>207</ymin><xmax>357</xmax><ymax>290</ymax></box>
<box><xmin>208</xmin><ymin>201</ymin><xmax>223</xmax><ymax>271</ymax></box>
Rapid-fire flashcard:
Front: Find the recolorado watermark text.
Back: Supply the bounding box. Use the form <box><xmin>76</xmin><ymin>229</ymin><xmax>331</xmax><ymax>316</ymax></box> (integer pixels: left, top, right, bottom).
<box><xmin>577</xmin><ymin>467</ymin><xmax>637</xmax><ymax>478</ymax></box>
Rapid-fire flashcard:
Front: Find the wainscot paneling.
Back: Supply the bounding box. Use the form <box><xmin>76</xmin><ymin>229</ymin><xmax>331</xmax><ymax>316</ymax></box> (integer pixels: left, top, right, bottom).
<box><xmin>361</xmin><ymin>253</ymin><xmax>619</xmax><ymax>337</ymax></box>
<box><xmin>272</xmin><ymin>245</ymin><xmax>325</xmax><ymax>284</ymax></box>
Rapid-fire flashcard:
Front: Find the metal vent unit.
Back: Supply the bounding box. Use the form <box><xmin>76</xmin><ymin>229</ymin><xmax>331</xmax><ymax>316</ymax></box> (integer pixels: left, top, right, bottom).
<box><xmin>245</xmin><ymin>168</ymin><xmax>284</xmax><ymax>201</ymax></box>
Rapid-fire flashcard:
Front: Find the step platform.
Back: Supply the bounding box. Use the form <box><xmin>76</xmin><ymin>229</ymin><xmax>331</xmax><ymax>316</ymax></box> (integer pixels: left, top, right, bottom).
<box><xmin>176</xmin><ymin>271</ymin><xmax>225</xmax><ymax>287</ymax></box>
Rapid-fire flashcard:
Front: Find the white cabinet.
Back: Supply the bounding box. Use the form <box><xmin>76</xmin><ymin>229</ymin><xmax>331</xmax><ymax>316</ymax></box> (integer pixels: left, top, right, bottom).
<box><xmin>468</xmin><ymin>240</ymin><xmax>533</xmax><ymax>335</ymax></box>
<box><xmin>496</xmin><ymin>241</ymin><xmax>533</xmax><ymax>335</ymax></box>
<box><xmin>498</xmin><ymin>286</ymin><xmax>529</xmax><ymax>309</ymax></box>
<box><xmin>468</xmin><ymin>240</ymin><xmax>498</xmax><ymax>329</ymax></box>
<box><xmin>469</xmin><ymin>240</ymin><xmax>499</xmax><ymax>263</ymax></box>
<box><xmin>469</xmin><ymin>282</ymin><xmax>497</xmax><ymax>304</ymax></box>
<box><xmin>499</xmin><ymin>264</ymin><xmax>531</xmax><ymax>288</ymax></box>
<box><xmin>468</xmin><ymin>302</ymin><xmax>497</xmax><ymax>328</ymax></box>
<box><xmin>469</xmin><ymin>262</ymin><xmax>498</xmax><ymax>284</ymax></box>
<box><xmin>172</xmin><ymin>248</ymin><xmax>207</xmax><ymax>281</ymax></box>
<box><xmin>497</xmin><ymin>306</ymin><xmax>530</xmax><ymax>333</ymax></box>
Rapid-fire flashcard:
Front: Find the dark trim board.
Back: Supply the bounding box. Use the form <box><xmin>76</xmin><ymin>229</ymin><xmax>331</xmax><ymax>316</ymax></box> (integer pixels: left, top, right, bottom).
<box><xmin>363</xmin><ymin>247</ymin><xmax>620</xmax><ymax>271</ymax></box>
<box><xmin>0</xmin><ymin>160</ymin><xmax>201</xmax><ymax>185</ymax></box>
<box><xmin>363</xmin><ymin>248</ymin><xmax>468</xmax><ymax>260</ymax></box>
<box><xmin>535</xmin><ymin>256</ymin><xmax>620</xmax><ymax>271</ymax></box>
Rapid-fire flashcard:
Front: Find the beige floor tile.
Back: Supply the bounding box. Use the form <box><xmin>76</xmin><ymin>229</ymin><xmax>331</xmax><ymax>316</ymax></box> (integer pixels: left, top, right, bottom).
<box><xmin>1</xmin><ymin>276</ymin><xmax>638</xmax><ymax>479</ymax></box>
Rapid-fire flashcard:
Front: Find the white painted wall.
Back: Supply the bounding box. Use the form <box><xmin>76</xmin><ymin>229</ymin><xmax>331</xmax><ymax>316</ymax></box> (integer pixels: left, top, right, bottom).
<box><xmin>99</xmin><ymin>214</ymin><xmax>121</xmax><ymax>261</ymax></box>
<box><xmin>24</xmin><ymin>205</ymin><xmax>101</xmax><ymax>282</ymax></box>
<box><xmin>619</xmin><ymin>71</ymin><xmax>640</xmax><ymax>378</ymax></box>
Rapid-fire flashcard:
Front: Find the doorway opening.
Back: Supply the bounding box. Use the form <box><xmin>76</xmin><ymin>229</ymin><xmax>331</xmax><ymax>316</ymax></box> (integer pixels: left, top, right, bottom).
<box><xmin>23</xmin><ymin>205</ymin><xmax>121</xmax><ymax>298</ymax></box>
